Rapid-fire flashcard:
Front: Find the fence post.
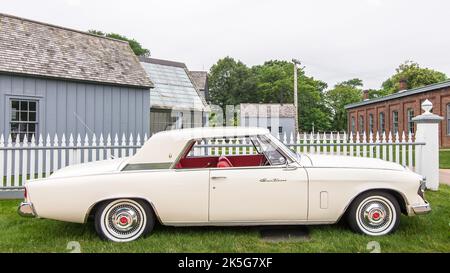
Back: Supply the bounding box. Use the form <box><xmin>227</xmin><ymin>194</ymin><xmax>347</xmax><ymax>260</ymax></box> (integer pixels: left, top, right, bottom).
<box><xmin>412</xmin><ymin>99</ymin><xmax>443</xmax><ymax>191</ymax></box>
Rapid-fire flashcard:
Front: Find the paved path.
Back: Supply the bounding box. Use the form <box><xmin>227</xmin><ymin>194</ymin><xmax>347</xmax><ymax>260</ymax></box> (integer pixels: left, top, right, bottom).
<box><xmin>439</xmin><ymin>169</ymin><xmax>450</xmax><ymax>185</ymax></box>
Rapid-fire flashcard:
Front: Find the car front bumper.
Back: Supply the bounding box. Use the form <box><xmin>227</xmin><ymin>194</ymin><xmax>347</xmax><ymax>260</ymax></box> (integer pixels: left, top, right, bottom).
<box><xmin>410</xmin><ymin>202</ymin><xmax>431</xmax><ymax>215</ymax></box>
<box><xmin>18</xmin><ymin>202</ymin><xmax>37</xmax><ymax>218</ymax></box>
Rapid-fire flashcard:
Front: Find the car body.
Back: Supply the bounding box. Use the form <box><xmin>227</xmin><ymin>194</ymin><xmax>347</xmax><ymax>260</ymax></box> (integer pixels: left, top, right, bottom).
<box><xmin>19</xmin><ymin>127</ymin><xmax>430</xmax><ymax>242</ymax></box>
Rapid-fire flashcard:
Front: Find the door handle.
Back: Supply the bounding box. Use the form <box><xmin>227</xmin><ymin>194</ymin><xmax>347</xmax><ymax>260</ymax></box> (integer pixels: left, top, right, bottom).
<box><xmin>211</xmin><ymin>176</ymin><xmax>227</xmax><ymax>180</ymax></box>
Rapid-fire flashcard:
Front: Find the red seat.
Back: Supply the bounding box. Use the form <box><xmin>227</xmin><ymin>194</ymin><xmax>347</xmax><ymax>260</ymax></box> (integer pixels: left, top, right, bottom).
<box><xmin>217</xmin><ymin>156</ymin><xmax>233</xmax><ymax>168</ymax></box>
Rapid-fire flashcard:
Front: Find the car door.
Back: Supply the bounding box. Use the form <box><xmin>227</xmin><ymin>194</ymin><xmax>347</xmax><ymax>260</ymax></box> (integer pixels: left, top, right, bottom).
<box><xmin>209</xmin><ymin>164</ymin><xmax>308</xmax><ymax>222</ymax></box>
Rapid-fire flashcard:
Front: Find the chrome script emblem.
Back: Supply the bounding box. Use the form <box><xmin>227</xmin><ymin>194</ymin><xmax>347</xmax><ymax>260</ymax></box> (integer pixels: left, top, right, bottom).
<box><xmin>259</xmin><ymin>178</ymin><xmax>287</xmax><ymax>183</ymax></box>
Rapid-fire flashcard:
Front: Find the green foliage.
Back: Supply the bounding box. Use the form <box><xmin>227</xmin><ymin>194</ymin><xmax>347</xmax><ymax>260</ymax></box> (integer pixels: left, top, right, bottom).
<box><xmin>325</xmin><ymin>79</ymin><xmax>363</xmax><ymax>131</ymax></box>
<box><xmin>382</xmin><ymin>60</ymin><xmax>447</xmax><ymax>94</ymax></box>
<box><xmin>208</xmin><ymin>58</ymin><xmax>331</xmax><ymax>131</ymax></box>
<box><xmin>88</xmin><ymin>30</ymin><xmax>150</xmax><ymax>57</ymax></box>
<box><xmin>208</xmin><ymin>57</ymin><xmax>256</xmax><ymax>126</ymax></box>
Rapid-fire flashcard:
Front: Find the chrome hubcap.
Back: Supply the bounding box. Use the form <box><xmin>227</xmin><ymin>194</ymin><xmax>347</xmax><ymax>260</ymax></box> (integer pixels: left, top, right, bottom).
<box><xmin>111</xmin><ymin>207</ymin><xmax>138</xmax><ymax>232</ymax></box>
<box><xmin>364</xmin><ymin>203</ymin><xmax>386</xmax><ymax>225</ymax></box>
<box><xmin>103</xmin><ymin>201</ymin><xmax>145</xmax><ymax>240</ymax></box>
<box><xmin>357</xmin><ymin>196</ymin><xmax>395</xmax><ymax>235</ymax></box>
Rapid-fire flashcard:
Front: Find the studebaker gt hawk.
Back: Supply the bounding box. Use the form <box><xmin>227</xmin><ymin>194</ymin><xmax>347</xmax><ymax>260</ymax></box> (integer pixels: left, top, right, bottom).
<box><xmin>19</xmin><ymin>127</ymin><xmax>430</xmax><ymax>242</ymax></box>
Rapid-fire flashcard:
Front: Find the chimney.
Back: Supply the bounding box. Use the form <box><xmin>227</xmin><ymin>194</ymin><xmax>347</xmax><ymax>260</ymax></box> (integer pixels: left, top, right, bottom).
<box><xmin>398</xmin><ymin>78</ymin><xmax>408</xmax><ymax>92</ymax></box>
<box><xmin>363</xmin><ymin>90</ymin><xmax>369</xmax><ymax>101</ymax></box>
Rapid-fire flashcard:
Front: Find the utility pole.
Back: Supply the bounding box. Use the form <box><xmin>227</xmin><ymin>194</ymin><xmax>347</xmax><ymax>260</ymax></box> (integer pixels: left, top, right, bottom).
<box><xmin>292</xmin><ymin>58</ymin><xmax>301</xmax><ymax>137</ymax></box>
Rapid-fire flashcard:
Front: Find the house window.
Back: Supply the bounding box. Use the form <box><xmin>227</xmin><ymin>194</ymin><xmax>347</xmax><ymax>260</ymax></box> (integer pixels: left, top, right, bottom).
<box><xmin>278</xmin><ymin>126</ymin><xmax>283</xmax><ymax>134</ymax></box>
<box><xmin>10</xmin><ymin>99</ymin><xmax>38</xmax><ymax>142</ymax></box>
<box><xmin>379</xmin><ymin>112</ymin><xmax>385</xmax><ymax>133</ymax></box>
<box><xmin>392</xmin><ymin>111</ymin><xmax>399</xmax><ymax>134</ymax></box>
<box><xmin>369</xmin><ymin>114</ymin><xmax>374</xmax><ymax>134</ymax></box>
<box><xmin>407</xmin><ymin>108</ymin><xmax>415</xmax><ymax>134</ymax></box>
<box><xmin>351</xmin><ymin>117</ymin><xmax>355</xmax><ymax>134</ymax></box>
<box><xmin>358</xmin><ymin>115</ymin><xmax>364</xmax><ymax>134</ymax></box>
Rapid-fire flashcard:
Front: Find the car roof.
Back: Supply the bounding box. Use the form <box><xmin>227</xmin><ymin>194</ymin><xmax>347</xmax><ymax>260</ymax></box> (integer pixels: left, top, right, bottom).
<box><xmin>126</xmin><ymin>127</ymin><xmax>270</xmax><ymax>166</ymax></box>
<box><xmin>152</xmin><ymin>126</ymin><xmax>269</xmax><ymax>139</ymax></box>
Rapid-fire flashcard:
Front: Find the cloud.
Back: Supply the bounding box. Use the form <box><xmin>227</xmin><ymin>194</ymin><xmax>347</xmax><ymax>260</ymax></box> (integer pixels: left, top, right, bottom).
<box><xmin>65</xmin><ymin>0</ymin><xmax>81</xmax><ymax>7</ymax></box>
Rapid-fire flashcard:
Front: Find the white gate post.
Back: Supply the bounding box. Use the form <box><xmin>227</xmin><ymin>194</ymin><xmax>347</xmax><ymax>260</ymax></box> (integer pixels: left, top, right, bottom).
<box><xmin>412</xmin><ymin>99</ymin><xmax>443</xmax><ymax>190</ymax></box>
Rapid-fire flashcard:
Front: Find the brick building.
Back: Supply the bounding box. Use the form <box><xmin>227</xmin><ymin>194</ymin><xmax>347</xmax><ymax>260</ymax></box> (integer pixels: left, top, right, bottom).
<box><xmin>345</xmin><ymin>80</ymin><xmax>450</xmax><ymax>148</ymax></box>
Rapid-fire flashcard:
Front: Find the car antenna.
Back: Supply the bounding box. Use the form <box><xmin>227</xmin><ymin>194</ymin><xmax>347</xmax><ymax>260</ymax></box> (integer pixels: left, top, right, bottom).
<box><xmin>73</xmin><ymin>112</ymin><xmax>116</xmax><ymax>159</ymax></box>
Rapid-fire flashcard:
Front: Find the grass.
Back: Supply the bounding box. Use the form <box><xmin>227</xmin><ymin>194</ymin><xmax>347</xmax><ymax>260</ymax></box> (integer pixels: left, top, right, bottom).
<box><xmin>0</xmin><ymin>185</ymin><xmax>449</xmax><ymax>253</ymax></box>
<box><xmin>440</xmin><ymin>150</ymin><xmax>450</xmax><ymax>169</ymax></box>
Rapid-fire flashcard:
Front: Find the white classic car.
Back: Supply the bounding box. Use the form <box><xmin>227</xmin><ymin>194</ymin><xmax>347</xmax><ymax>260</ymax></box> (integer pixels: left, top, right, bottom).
<box><xmin>19</xmin><ymin>127</ymin><xmax>430</xmax><ymax>242</ymax></box>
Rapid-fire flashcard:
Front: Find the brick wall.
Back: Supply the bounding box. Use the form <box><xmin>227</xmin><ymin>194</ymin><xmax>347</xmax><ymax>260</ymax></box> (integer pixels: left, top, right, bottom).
<box><xmin>347</xmin><ymin>87</ymin><xmax>450</xmax><ymax>147</ymax></box>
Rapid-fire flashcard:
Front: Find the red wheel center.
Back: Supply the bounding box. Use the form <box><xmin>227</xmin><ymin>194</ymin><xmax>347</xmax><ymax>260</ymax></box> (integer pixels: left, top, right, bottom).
<box><xmin>119</xmin><ymin>216</ymin><xmax>128</xmax><ymax>224</ymax></box>
<box><xmin>372</xmin><ymin>212</ymin><xmax>380</xmax><ymax>219</ymax></box>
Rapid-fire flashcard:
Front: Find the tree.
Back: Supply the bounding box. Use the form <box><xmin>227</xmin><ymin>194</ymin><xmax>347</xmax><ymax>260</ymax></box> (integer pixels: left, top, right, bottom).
<box><xmin>208</xmin><ymin>57</ymin><xmax>256</xmax><ymax>125</ymax></box>
<box><xmin>251</xmin><ymin>60</ymin><xmax>293</xmax><ymax>103</ymax></box>
<box><xmin>251</xmin><ymin>60</ymin><xmax>331</xmax><ymax>132</ymax></box>
<box><xmin>382</xmin><ymin>61</ymin><xmax>447</xmax><ymax>94</ymax></box>
<box><xmin>208</xmin><ymin>58</ymin><xmax>332</xmax><ymax>131</ymax></box>
<box><xmin>88</xmin><ymin>30</ymin><xmax>150</xmax><ymax>57</ymax></box>
<box><xmin>326</xmin><ymin>79</ymin><xmax>363</xmax><ymax>131</ymax></box>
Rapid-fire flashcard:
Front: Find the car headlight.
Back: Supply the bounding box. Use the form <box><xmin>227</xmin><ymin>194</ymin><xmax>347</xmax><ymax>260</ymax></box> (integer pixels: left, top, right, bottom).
<box><xmin>418</xmin><ymin>177</ymin><xmax>426</xmax><ymax>199</ymax></box>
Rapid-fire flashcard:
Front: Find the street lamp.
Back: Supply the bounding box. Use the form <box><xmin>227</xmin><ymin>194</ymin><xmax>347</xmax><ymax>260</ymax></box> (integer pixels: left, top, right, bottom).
<box><xmin>292</xmin><ymin>58</ymin><xmax>301</xmax><ymax>136</ymax></box>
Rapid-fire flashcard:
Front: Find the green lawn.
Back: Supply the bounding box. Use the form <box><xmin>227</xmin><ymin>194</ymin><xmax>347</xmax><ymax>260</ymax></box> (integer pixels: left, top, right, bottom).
<box><xmin>440</xmin><ymin>150</ymin><xmax>450</xmax><ymax>169</ymax></box>
<box><xmin>0</xmin><ymin>185</ymin><xmax>449</xmax><ymax>253</ymax></box>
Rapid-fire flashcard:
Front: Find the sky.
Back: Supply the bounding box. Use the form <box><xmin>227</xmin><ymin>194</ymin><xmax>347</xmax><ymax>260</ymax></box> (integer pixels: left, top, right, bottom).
<box><xmin>1</xmin><ymin>0</ymin><xmax>449</xmax><ymax>90</ymax></box>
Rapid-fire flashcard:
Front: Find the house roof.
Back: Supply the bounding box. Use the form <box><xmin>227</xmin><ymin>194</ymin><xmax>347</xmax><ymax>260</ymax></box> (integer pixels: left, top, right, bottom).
<box><xmin>345</xmin><ymin>80</ymin><xmax>450</xmax><ymax>109</ymax></box>
<box><xmin>0</xmin><ymin>13</ymin><xmax>153</xmax><ymax>89</ymax></box>
<box><xmin>240</xmin><ymin>103</ymin><xmax>296</xmax><ymax>118</ymax></box>
<box><xmin>189</xmin><ymin>71</ymin><xmax>208</xmax><ymax>90</ymax></box>
<box><xmin>139</xmin><ymin>57</ymin><xmax>209</xmax><ymax>111</ymax></box>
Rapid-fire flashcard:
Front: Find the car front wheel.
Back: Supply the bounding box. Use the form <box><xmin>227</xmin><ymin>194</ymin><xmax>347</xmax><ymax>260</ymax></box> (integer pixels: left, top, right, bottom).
<box><xmin>95</xmin><ymin>199</ymin><xmax>155</xmax><ymax>242</ymax></box>
<box><xmin>347</xmin><ymin>191</ymin><xmax>400</xmax><ymax>236</ymax></box>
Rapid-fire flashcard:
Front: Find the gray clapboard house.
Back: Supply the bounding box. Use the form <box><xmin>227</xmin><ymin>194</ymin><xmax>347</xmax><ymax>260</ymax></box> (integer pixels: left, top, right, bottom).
<box><xmin>0</xmin><ymin>13</ymin><xmax>153</xmax><ymax>142</ymax></box>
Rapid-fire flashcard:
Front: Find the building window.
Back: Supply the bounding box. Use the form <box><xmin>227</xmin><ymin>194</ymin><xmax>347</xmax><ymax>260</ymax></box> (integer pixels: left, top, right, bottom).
<box><xmin>447</xmin><ymin>104</ymin><xmax>450</xmax><ymax>135</ymax></box>
<box><xmin>369</xmin><ymin>114</ymin><xmax>374</xmax><ymax>134</ymax></box>
<box><xmin>358</xmin><ymin>115</ymin><xmax>364</xmax><ymax>134</ymax></box>
<box><xmin>244</xmin><ymin>115</ymin><xmax>250</xmax><ymax>127</ymax></box>
<box><xmin>10</xmin><ymin>99</ymin><xmax>38</xmax><ymax>142</ymax></box>
<box><xmin>407</xmin><ymin>108</ymin><xmax>415</xmax><ymax>134</ymax></box>
<box><xmin>379</xmin><ymin>112</ymin><xmax>385</xmax><ymax>133</ymax></box>
<box><xmin>278</xmin><ymin>126</ymin><xmax>283</xmax><ymax>134</ymax></box>
<box><xmin>267</xmin><ymin>126</ymin><xmax>272</xmax><ymax>132</ymax></box>
<box><xmin>392</xmin><ymin>111</ymin><xmax>399</xmax><ymax>134</ymax></box>
<box><xmin>351</xmin><ymin>117</ymin><xmax>355</xmax><ymax>134</ymax></box>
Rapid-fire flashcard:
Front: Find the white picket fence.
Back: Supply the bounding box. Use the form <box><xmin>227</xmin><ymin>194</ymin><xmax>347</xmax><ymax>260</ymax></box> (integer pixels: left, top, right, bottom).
<box><xmin>192</xmin><ymin>131</ymin><xmax>422</xmax><ymax>169</ymax></box>
<box><xmin>0</xmin><ymin>133</ymin><xmax>146</xmax><ymax>190</ymax></box>
<box><xmin>0</xmin><ymin>130</ymin><xmax>425</xmax><ymax>191</ymax></box>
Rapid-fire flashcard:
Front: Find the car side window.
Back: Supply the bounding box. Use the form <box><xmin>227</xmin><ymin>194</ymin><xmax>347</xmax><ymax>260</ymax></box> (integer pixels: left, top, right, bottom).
<box><xmin>253</xmin><ymin>135</ymin><xmax>289</xmax><ymax>166</ymax></box>
<box><xmin>174</xmin><ymin>137</ymin><xmax>268</xmax><ymax>169</ymax></box>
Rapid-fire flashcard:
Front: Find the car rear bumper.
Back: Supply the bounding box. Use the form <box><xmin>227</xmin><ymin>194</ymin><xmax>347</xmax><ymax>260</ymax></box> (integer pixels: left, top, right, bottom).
<box><xmin>410</xmin><ymin>202</ymin><xmax>431</xmax><ymax>215</ymax></box>
<box><xmin>18</xmin><ymin>202</ymin><xmax>37</xmax><ymax>218</ymax></box>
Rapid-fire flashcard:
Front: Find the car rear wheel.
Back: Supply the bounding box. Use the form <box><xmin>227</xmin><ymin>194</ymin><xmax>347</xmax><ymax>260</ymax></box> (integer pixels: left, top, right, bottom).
<box><xmin>95</xmin><ymin>199</ymin><xmax>155</xmax><ymax>242</ymax></box>
<box><xmin>347</xmin><ymin>191</ymin><xmax>400</xmax><ymax>236</ymax></box>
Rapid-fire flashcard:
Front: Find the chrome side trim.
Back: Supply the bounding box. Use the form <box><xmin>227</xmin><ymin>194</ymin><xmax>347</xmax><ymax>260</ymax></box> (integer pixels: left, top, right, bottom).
<box><xmin>18</xmin><ymin>202</ymin><xmax>37</xmax><ymax>218</ymax></box>
<box><xmin>163</xmin><ymin>220</ymin><xmax>336</xmax><ymax>226</ymax></box>
<box><xmin>122</xmin><ymin>162</ymin><xmax>172</xmax><ymax>171</ymax></box>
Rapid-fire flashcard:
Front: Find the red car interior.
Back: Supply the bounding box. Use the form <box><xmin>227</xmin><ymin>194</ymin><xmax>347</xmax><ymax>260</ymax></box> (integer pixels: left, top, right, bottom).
<box><xmin>176</xmin><ymin>154</ymin><xmax>266</xmax><ymax>169</ymax></box>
